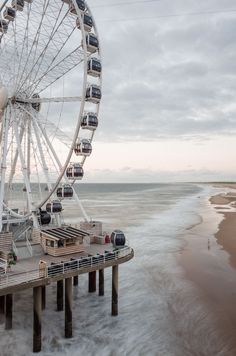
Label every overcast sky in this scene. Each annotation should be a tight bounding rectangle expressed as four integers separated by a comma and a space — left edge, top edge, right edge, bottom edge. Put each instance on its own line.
83, 0, 236, 182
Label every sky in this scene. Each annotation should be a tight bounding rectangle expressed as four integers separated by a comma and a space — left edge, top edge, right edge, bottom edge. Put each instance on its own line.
80, 0, 236, 182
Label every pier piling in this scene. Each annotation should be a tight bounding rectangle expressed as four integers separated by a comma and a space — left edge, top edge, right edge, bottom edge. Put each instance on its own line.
65, 277, 72, 339
99, 269, 104, 296
73, 275, 79, 286
112, 265, 118, 316
5, 294, 13, 329
42, 286, 46, 310
57, 280, 64, 311
88, 271, 96, 293
0, 295, 5, 314
33, 286, 42, 353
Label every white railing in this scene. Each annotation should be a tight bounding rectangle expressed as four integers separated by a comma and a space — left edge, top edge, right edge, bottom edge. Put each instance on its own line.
0, 269, 40, 289
0, 247, 133, 290
46, 246, 133, 278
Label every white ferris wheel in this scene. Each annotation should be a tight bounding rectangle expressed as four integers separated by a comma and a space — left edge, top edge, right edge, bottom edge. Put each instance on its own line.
0, 0, 102, 232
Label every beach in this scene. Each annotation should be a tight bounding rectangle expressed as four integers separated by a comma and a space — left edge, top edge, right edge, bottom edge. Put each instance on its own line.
179, 183, 236, 355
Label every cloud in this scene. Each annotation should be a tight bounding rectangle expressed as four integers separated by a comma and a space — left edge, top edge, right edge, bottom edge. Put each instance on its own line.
87, 0, 236, 142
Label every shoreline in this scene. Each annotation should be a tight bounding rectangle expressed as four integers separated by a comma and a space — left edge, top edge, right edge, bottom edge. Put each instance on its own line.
178, 183, 236, 354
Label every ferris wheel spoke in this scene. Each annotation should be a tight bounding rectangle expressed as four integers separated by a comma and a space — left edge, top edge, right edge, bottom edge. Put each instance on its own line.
27, 46, 85, 95
17, 104, 72, 148
14, 2, 32, 92
39, 120, 71, 149
31, 114, 53, 192
0, 47, 15, 89
22, 6, 74, 95
12, 118, 35, 214
22, 96, 82, 104
30, 135, 43, 202
16, 2, 68, 93
12, 15, 24, 93
19, 104, 62, 175
6, 125, 25, 202
16, 0, 51, 93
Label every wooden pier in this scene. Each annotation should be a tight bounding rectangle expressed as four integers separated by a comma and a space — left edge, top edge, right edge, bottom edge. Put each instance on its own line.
0, 242, 134, 353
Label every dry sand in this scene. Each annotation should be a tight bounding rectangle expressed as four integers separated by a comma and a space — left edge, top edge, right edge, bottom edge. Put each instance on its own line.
179, 184, 236, 354
210, 188, 236, 270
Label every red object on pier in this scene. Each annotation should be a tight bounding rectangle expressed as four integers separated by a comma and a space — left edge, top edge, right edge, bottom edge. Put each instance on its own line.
105, 234, 110, 243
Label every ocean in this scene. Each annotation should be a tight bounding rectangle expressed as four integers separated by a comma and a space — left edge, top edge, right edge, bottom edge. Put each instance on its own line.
0, 183, 232, 356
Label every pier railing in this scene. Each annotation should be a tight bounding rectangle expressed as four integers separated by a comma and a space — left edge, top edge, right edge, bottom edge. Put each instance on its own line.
46, 246, 132, 278
0, 246, 133, 290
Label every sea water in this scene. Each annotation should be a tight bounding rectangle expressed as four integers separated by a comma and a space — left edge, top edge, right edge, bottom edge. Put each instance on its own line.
0, 183, 232, 356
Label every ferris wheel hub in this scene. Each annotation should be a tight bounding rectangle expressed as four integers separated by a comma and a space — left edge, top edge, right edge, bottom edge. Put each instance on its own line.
0, 87, 8, 111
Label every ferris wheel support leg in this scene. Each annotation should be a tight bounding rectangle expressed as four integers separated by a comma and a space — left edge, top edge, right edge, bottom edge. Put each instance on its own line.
31, 116, 52, 192
27, 119, 31, 181
71, 186, 90, 222
13, 120, 39, 229
6, 126, 25, 203
26, 120, 31, 213
36, 120, 90, 222
0, 111, 10, 232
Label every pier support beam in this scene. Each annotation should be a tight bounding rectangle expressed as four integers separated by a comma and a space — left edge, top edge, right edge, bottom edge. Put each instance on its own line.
73, 275, 79, 286
33, 286, 42, 353
112, 265, 118, 316
57, 280, 64, 311
0, 295, 5, 314
99, 269, 104, 296
5, 294, 13, 329
65, 277, 72, 339
88, 271, 96, 293
42, 286, 46, 310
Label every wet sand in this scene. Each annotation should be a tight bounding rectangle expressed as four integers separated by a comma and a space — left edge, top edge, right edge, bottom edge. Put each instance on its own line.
179, 184, 236, 354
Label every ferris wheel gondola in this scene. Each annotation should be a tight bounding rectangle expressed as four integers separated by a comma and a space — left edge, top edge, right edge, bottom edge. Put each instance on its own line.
3, 7, 16, 21
12, 0, 24, 12
0, 0, 102, 231
56, 184, 74, 199
76, 13, 93, 32
0, 20, 8, 33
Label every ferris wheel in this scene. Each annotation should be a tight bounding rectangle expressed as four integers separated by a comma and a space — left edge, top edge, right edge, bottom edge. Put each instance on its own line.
0, 0, 102, 232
